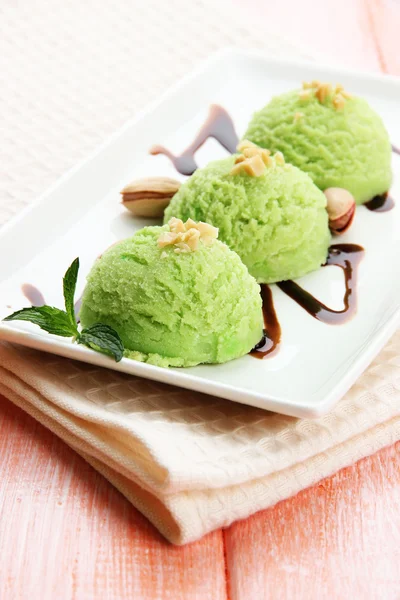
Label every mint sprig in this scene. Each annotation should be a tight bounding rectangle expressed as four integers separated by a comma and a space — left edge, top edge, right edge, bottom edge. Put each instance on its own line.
63, 257, 80, 333
3, 258, 124, 362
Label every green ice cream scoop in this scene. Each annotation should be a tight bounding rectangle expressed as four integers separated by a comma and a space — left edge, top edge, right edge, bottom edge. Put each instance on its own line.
80, 224, 263, 367
164, 155, 331, 283
244, 85, 392, 204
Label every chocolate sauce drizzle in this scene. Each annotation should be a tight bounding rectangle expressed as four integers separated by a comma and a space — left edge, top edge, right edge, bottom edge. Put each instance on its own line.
277, 244, 364, 325
21, 284, 45, 307
250, 284, 281, 359
74, 296, 82, 319
392, 144, 400, 156
150, 104, 239, 175
365, 192, 395, 213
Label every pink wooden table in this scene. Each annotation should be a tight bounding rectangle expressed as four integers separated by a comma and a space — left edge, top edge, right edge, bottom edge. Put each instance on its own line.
1, 1, 400, 598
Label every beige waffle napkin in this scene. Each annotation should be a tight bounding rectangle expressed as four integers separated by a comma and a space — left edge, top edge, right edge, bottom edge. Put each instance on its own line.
1, 336, 400, 544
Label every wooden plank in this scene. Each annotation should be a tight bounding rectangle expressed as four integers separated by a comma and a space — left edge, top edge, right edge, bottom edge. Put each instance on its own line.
0, 397, 227, 600
224, 442, 400, 600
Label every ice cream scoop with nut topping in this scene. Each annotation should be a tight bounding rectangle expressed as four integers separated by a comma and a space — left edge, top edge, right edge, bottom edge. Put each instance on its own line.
80, 218, 263, 367
165, 141, 331, 283
244, 81, 392, 204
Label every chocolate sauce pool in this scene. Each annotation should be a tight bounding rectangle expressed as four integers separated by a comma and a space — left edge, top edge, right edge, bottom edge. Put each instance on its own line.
365, 192, 395, 213
250, 284, 281, 359
150, 104, 239, 175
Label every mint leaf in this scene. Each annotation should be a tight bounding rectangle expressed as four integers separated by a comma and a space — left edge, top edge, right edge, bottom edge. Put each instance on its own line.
78, 323, 124, 362
63, 257, 79, 333
3, 306, 76, 337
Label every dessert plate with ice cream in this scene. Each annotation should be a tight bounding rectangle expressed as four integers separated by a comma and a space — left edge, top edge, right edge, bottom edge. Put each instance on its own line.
0, 49, 399, 418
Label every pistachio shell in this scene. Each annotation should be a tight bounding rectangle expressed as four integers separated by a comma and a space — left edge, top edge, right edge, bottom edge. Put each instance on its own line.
121, 176, 181, 218
324, 187, 356, 235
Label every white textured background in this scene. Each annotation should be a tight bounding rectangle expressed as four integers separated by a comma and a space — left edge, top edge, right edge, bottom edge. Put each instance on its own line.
0, 0, 300, 226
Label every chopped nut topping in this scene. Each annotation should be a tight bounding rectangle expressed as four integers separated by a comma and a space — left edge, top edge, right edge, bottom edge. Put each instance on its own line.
237, 139, 257, 152
293, 111, 305, 123
333, 94, 346, 110
299, 80, 352, 110
158, 218, 218, 253
231, 154, 266, 177
274, 151, 285, 166
231, 140, 285, 176
237, 140, 271, 163
315, 83, 333, 104
169, 216, 186, 233
298, 89, 312, 101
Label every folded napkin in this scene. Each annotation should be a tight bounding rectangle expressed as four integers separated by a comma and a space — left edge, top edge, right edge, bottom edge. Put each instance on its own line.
1, 335, 400, 545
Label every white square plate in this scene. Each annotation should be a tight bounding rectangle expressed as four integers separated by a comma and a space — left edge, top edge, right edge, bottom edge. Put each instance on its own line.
1, 49, 399, 418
